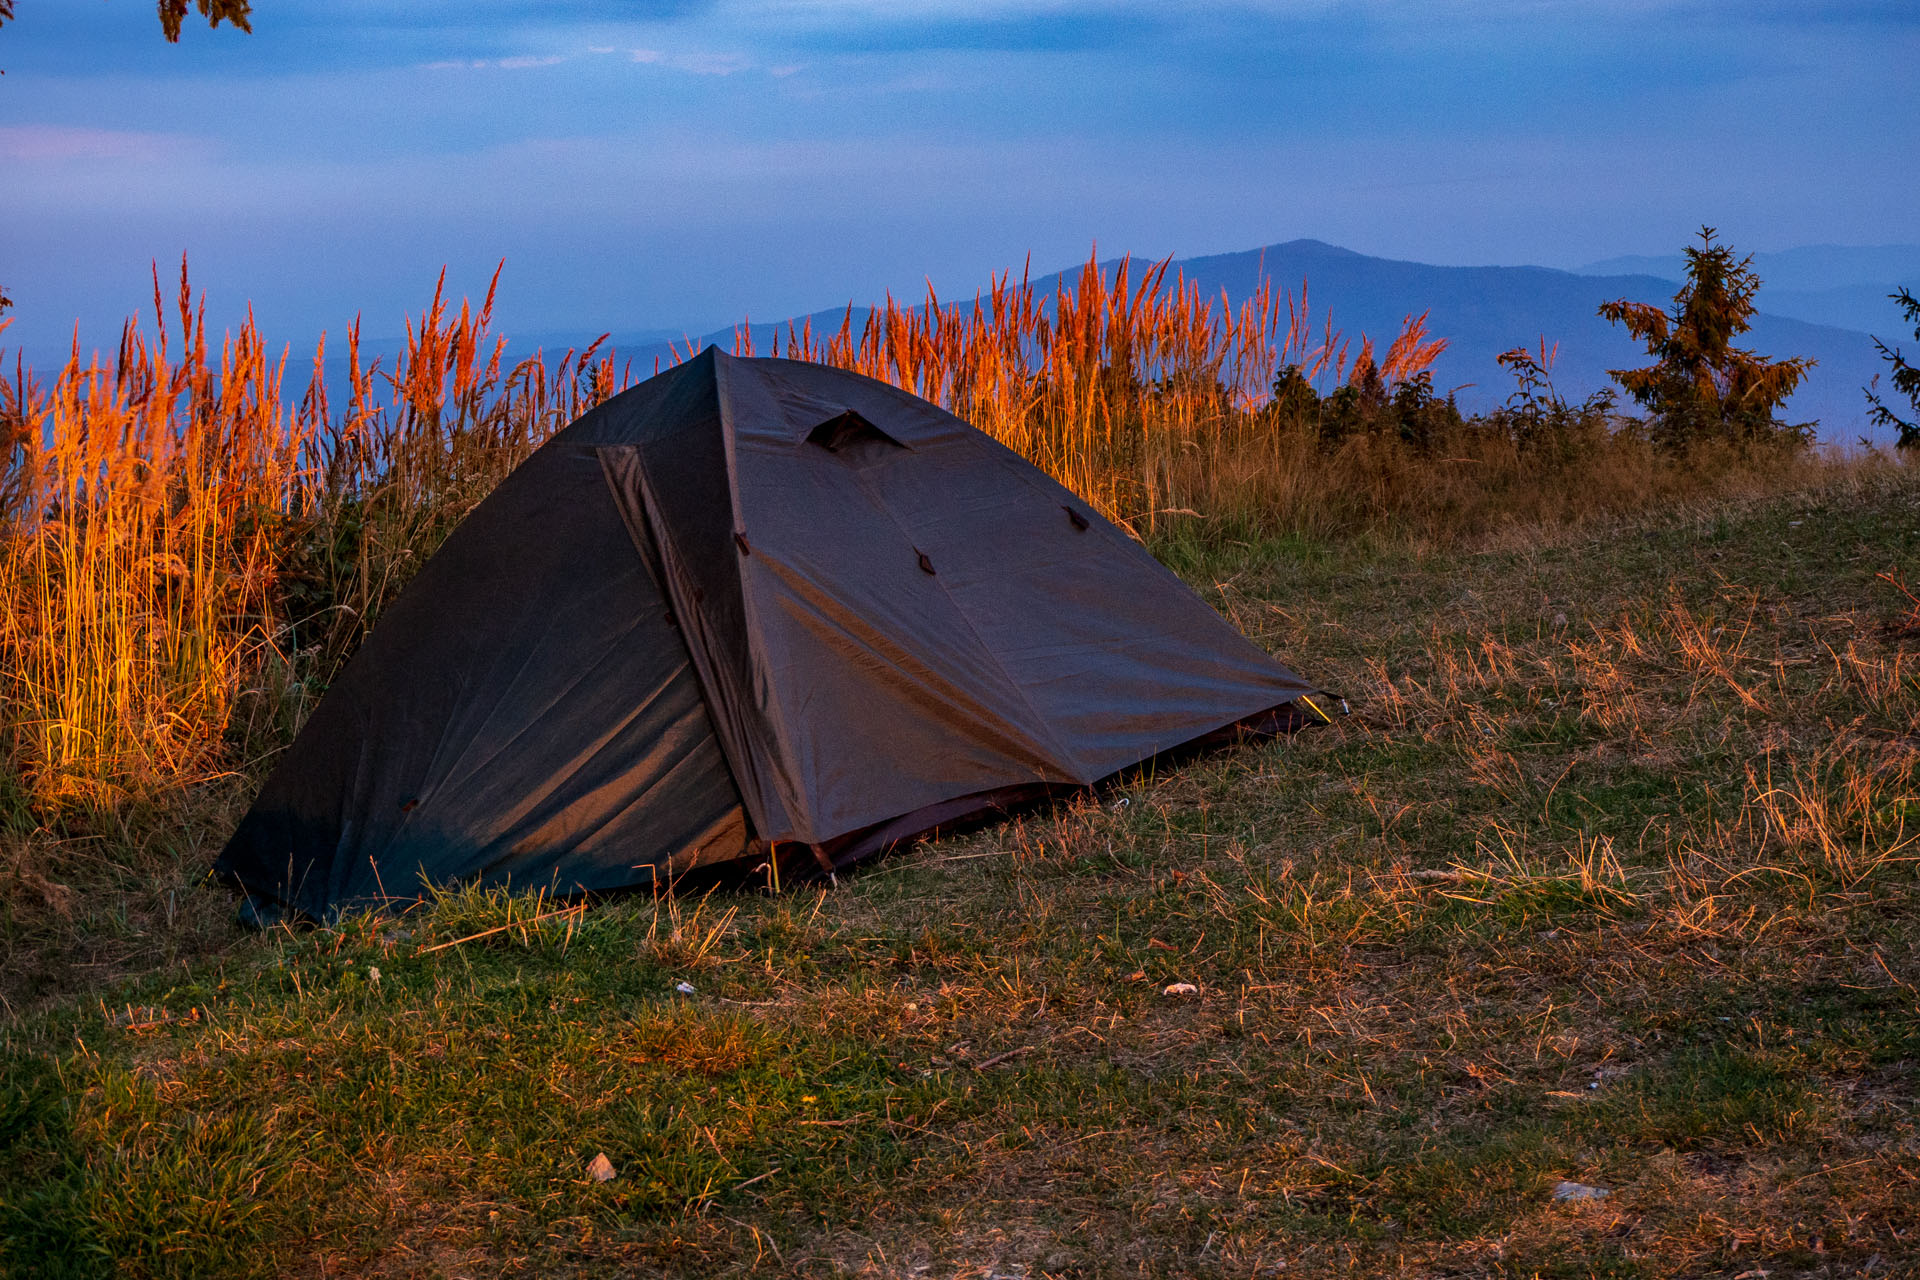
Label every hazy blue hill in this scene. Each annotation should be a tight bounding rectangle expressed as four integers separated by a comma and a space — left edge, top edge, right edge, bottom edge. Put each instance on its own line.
206, 241, 1902, 445
503, 326, 715, 357
1113, 238, 1683, 399
1582, 243, 1920, 291
1126, 239, 1886, 437
1580, 243, 1920, 335
1756, 283, 1920, 335
613, 239, 1884, 439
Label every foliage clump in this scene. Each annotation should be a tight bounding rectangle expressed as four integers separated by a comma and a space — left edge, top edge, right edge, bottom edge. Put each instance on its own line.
1865, 287, 1920, 451
1268, 363, 1468, 454
1267, 336, 1614, 461
1599, 227, 1814, 452
0, 0, 249, 40
1491, 340, 1617, 458
157, 0, 252, 41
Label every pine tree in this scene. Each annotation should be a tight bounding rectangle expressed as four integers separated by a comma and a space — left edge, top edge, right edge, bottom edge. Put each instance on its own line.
1598, 227, 1815, 451
1865, 288, 1920, 452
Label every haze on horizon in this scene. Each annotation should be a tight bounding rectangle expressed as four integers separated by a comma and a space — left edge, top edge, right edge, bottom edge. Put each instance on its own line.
3, 0, 1917, 357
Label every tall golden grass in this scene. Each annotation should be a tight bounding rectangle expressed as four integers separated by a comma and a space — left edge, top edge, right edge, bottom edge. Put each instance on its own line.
0, 249, 1836, 815
739, 255, 1444, 526
0, 262, 620, 811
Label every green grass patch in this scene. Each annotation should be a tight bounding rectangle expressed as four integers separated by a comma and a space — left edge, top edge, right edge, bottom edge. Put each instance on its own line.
6, 473, 1920, 1276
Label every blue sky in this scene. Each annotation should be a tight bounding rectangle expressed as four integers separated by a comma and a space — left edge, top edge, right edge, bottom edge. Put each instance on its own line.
3, 0, 1916, 356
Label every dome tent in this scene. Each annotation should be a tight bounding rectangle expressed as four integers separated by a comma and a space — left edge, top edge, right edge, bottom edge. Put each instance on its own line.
217, 349, 1329, 920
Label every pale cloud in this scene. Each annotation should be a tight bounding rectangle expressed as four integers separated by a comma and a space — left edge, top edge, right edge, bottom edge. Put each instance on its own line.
628, 46, 754, 75
423, 53, 566, 71
0, 125, 207, 164
674, 50, 753, 75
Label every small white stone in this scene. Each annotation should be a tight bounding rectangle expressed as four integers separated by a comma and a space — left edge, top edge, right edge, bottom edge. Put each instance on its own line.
674, 981, 696, 995
587, 1152, 616, 1183
1163, 982, 1198, 996
1553, 1180, 1608, 1201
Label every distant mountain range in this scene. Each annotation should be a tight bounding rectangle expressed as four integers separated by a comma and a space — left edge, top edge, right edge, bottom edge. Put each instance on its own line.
1148, 240, 1900, 439
269, 240, 1919, 446
1580, 243, 1920, 334
597, 240, 1903, 442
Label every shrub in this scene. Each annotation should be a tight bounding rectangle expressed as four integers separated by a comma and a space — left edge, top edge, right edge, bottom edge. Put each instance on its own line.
1490, 340, 1615, 456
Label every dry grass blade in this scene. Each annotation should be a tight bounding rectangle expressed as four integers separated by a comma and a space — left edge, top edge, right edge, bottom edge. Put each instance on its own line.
416, 902, 588, 954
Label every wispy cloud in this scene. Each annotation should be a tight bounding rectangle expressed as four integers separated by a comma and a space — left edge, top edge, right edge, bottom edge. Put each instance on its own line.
629, 46, 754, 74
424, 53, 567, 70
674, 50, 753, 74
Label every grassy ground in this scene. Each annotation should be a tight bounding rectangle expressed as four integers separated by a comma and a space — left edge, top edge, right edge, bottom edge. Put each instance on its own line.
2, 468, 1916, 1278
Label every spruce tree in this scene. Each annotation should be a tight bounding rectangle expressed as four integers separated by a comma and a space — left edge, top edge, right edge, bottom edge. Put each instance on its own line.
1865, 288, 1920, 452
1599, 227, 1814, 451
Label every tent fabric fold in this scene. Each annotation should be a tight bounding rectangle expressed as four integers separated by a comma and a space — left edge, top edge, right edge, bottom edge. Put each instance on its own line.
216, 350, 1324, 919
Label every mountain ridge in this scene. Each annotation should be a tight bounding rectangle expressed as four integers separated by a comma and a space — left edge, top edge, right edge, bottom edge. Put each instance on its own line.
157, 240, 1897, 443
1578, 243, 1920, 336
638, 239, 1888, 439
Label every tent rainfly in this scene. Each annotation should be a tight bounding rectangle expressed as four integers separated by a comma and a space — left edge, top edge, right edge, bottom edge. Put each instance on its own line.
217, 349, 1331, 920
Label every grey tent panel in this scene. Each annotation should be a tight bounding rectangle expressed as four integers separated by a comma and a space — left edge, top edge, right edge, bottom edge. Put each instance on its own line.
218, 434, 752, 917
217, 350, 1321, 917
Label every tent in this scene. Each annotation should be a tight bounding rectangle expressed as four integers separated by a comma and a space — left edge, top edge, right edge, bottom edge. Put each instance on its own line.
217, 349, 1328, 919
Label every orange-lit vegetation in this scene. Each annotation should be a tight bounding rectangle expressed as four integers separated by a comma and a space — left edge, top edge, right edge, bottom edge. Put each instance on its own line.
1, 253, 1440, 814
0, 265, 617, 811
